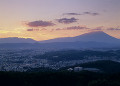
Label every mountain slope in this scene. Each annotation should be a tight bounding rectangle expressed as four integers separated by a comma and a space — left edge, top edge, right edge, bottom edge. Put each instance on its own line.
40, 31, 120, 44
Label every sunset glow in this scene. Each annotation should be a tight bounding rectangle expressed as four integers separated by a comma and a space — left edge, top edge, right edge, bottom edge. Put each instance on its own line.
0, 0, 120, 41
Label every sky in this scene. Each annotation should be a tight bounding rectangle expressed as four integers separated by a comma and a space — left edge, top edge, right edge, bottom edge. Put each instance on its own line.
0, 0, 120, 41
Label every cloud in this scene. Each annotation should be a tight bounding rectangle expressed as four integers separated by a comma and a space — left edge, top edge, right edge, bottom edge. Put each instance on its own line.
27, 28, 47, 31
56, 17, 78, 24
27, 28, 40, 31
63, 13, 81, 16
107, 28, 120, 31
26, 20, 55, 27
84, 12, 99, 16
56, 28, 62, 30
93, 26, 104, 31
65, 26, 90, 30
27, 29, 34, 31
40, 28, 47, 31
90, 27, 120, 31
63, 12, 100, 16
54, 26, 90, 31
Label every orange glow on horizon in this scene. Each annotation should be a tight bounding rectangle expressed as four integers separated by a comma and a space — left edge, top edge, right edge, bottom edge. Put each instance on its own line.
0, 29, 120, 41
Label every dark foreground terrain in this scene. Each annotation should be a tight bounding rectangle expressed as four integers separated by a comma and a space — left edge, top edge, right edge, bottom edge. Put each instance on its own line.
0, 71, 120, 86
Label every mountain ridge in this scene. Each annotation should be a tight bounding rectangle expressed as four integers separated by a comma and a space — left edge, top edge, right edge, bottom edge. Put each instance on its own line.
39, 31, 120, 44
0, 31, 120, 45
0, 37, 36, 43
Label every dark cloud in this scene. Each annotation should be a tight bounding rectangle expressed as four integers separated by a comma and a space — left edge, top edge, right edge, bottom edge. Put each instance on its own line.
107, 28, 120, 31
84, 12, 99, 16
26, 20, 55, 27
65, 26, 90, 30
63, 12, 100, 16
63, 13, 81, 16
56, 17, 78, 24
27, 29, 40, 31
54, 26, 90, 31
27, 28, 48, 31
27, 29, 34, 31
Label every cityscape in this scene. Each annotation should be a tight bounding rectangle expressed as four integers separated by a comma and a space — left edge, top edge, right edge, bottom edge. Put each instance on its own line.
0, 49, 120, 72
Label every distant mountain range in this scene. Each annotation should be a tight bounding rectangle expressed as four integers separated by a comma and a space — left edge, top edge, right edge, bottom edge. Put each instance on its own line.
0, 37, 36, 43
0, 31, 120, 49
40, 31, 120, 44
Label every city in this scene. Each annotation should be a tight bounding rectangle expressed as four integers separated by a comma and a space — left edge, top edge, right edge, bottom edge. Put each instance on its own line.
0, 49, 120, 72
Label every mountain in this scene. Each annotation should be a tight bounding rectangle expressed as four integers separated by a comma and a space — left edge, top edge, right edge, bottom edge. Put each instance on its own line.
0, 37, 36, 43
40, 31, 120, 44
0, 31, 120, 49
0, 31, 119, 44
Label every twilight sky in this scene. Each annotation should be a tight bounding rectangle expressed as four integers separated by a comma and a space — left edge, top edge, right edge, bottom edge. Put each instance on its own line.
0, 0, 120, 41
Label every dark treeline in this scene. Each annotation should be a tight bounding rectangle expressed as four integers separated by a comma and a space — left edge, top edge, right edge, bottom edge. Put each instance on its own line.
0, 71, 120, 86
59, 60, 120, 74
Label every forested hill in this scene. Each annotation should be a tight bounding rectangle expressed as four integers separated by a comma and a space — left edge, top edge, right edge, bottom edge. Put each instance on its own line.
0, 71, 120, 86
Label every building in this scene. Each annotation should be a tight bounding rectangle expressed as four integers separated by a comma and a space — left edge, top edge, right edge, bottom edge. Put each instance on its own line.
74, 67, 83, 72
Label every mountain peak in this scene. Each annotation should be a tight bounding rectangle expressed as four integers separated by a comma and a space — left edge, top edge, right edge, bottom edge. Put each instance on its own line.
78, 31, 108, 36
74, 31, 118, 43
